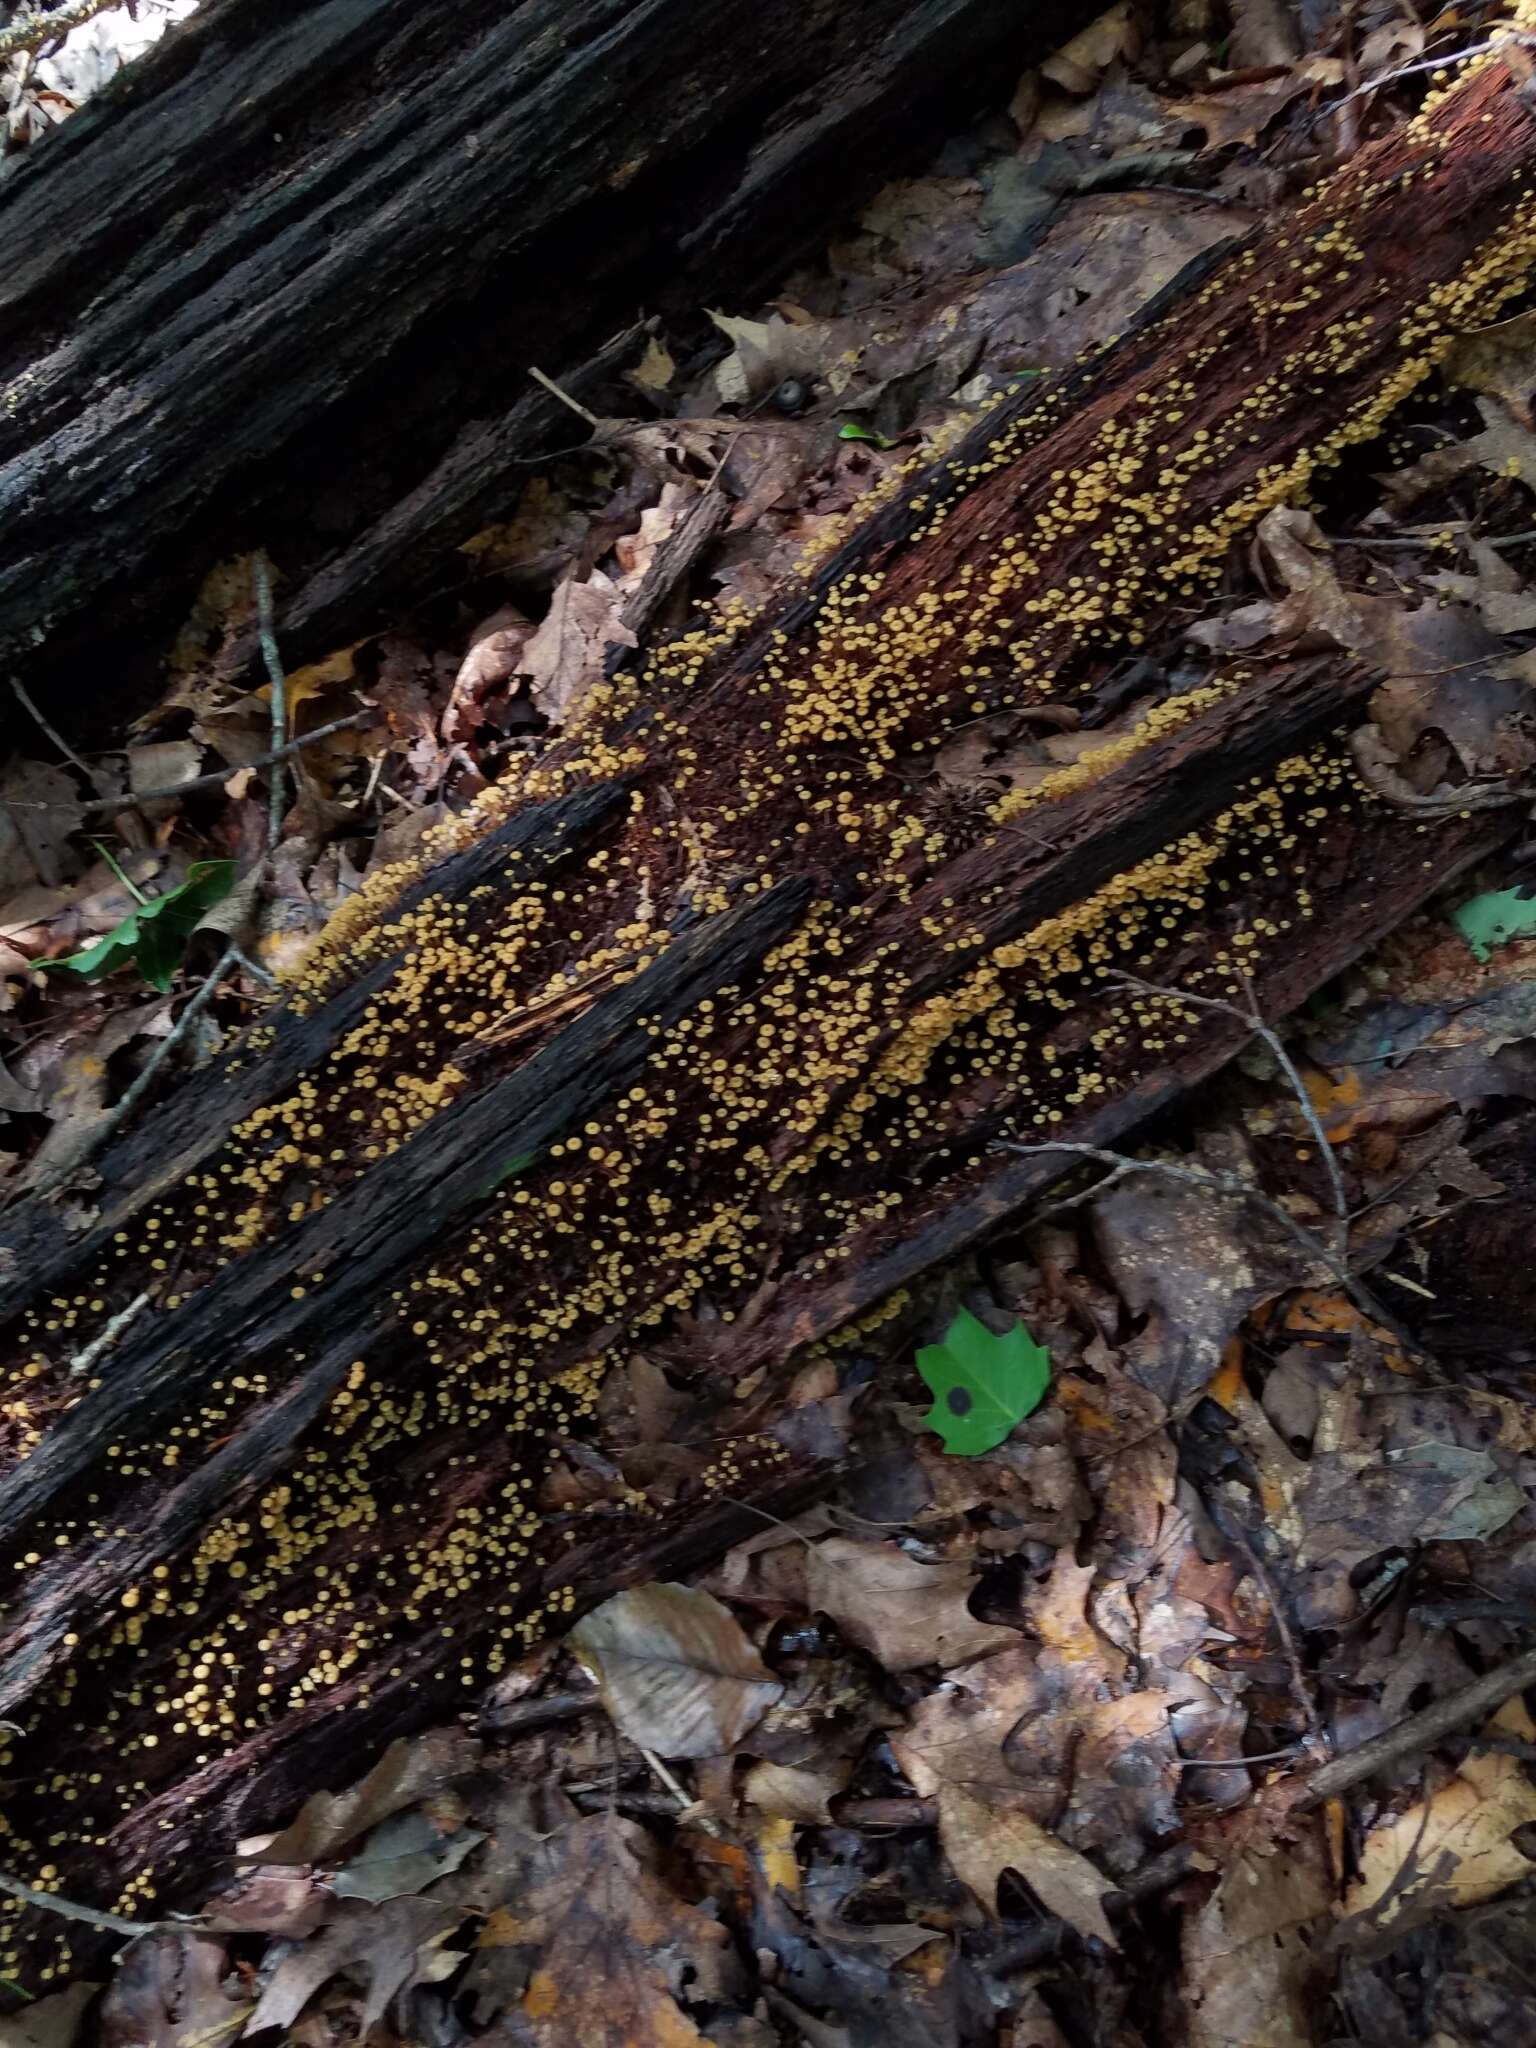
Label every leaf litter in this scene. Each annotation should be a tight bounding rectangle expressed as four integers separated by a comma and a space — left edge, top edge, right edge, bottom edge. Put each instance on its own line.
12, 6, 1536, 2047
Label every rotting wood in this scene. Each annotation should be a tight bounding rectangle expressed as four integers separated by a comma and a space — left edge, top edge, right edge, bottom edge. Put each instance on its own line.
0, 0, 1095, 741
1, 47, 1536, 1991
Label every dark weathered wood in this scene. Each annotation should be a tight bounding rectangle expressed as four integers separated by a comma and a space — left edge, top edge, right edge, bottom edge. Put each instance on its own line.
0, 0, 1092, 739
1, 49, 1535, 1995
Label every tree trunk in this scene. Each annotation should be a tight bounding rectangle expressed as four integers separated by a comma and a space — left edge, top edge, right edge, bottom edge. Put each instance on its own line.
1, 41, 1536, 1993
0, 0, 1091, 744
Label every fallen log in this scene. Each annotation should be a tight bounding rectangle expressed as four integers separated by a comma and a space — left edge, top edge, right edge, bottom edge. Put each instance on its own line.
2, 43, 1536, 1992
0, 0, 1092, 742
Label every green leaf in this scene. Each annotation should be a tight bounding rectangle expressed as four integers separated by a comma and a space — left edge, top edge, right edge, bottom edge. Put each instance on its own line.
46, 859, 237, 993
1451, 884, 1536, 963
838, 420, 897, 449
915, 1306, 1050, 1456
479, 1147, 537, 1199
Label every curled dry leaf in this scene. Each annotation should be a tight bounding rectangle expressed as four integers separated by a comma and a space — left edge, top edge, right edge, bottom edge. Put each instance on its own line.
257, 1728, 482, 1865
244, 1895, 459, 2039
571, 1581, 783, 1759
518, 568, 638, 726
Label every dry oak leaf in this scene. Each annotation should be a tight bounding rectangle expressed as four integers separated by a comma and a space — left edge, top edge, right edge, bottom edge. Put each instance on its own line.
571, 1581, 783, 1759
804, 1536, 1017, 1673
472, 1811, 734, 2046
903, 1769, 1118, 1946
517, 567, 638, 726
1183, 1837, 1331, 2048
245, 1895, 459, 2038
1342, 1698, 1536, 1934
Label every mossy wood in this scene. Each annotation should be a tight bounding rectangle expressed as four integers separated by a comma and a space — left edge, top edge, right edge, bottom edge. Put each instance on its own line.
1, 51, 1535, 1989
0, 0, 1093, 748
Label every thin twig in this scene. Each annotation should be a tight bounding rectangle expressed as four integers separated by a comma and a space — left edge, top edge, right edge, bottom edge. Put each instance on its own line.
0, 1868, 181, 1940
1216, 1507, 1323, 1745
68, 1287, 152, 1378
63, 712, 372, 818
108, 941, 242, 1135
527, 365, 603, 431
1108, 972, 1347, 1232
29, 941, 243, 1201
1300, 1642, 1536, 1806
994, 1140, 1395, 1337
9, 676, 99, 790
254, 556, 286, 847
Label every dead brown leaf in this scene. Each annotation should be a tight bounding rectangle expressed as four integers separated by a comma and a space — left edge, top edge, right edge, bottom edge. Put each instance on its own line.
571, 1581, 783, 1759
804, 1536, 1017, 1672
518, 569, 638, 726
256, 1728, 482, 1865
1184, 1836, 1331, 2048
465, 1810, 736, 2045
96, 1932, 247, 2048
1342, 1700, 1536, 1935
244, 1894, 458, 2038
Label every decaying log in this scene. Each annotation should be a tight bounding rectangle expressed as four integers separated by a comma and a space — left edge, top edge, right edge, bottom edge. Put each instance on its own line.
0, 0, 1092, 741
1, 47, 1535, 1990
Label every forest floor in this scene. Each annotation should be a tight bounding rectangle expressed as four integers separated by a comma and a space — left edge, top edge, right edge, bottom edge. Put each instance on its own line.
6, 3, 1536, 2045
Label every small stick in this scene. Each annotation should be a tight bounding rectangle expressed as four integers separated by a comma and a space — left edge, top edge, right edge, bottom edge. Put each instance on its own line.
66, 712, 372, 818
1107, 971, 1347, 1232
1299, 1643, 1536, 1807
68, 1288, 152, 1377
0, 1868, 183, 1939
528, 365, 603, 431
29, 942, 243, 1200
9, 676, 100, 790
254, 556, 286, 847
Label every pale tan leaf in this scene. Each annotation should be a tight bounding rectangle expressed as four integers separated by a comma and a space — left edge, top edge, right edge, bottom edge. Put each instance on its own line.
517, 569, 637, 726
1343, 1700, 1536, 1931
571, 1581, 783, 1759
1184, 1838, 1331, 2048
804, 1536, 1017, 1672
934, 1782, 1118, 1943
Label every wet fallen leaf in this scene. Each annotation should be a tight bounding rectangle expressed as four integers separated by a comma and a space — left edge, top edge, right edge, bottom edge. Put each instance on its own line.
244, 1895, 458, 2038
571, 1581, 783, 1758
466, 1810, 736, 2045
256, 1729, 482, 1865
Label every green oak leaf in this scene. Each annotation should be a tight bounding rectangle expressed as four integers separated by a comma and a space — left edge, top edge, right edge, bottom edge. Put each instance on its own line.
47, 859, 237, 993
1452, 884, 1536, 963
915, 1306, 1051, 1456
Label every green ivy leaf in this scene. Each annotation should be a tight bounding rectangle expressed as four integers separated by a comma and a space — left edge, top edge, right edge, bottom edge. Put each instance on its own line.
47, 859, 237, 993
479, 1148, 538, 1200
1451, 884, 1536, 963
837, 420, 897, 449
915, 1306, 1051, 1456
